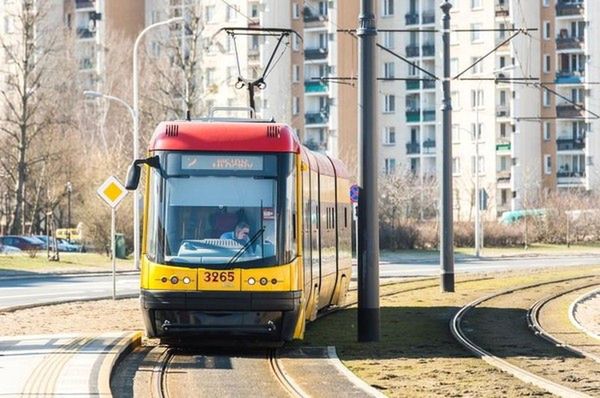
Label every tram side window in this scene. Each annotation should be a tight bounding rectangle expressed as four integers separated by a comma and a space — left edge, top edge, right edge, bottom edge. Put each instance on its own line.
285, 163, 297, 262
145, 168, 162, 261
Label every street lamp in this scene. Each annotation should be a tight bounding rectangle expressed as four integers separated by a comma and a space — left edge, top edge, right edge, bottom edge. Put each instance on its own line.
66, 181, 72, 240
132, 16, 183, 271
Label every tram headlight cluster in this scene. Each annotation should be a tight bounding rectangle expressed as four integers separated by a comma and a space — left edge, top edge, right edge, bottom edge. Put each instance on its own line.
247, 277, 278, 286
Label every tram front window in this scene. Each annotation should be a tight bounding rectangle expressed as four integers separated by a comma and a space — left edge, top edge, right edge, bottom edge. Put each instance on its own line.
146, 152, 295, 268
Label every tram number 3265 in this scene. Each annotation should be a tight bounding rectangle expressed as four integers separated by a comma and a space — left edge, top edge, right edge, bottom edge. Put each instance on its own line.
203, 271, 235, 282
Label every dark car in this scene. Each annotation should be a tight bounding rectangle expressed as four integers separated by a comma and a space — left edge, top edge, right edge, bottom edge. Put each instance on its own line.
0, 236, 45, 251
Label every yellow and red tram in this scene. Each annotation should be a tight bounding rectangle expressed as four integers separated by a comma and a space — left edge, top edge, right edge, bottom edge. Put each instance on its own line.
126, 118, 351, 342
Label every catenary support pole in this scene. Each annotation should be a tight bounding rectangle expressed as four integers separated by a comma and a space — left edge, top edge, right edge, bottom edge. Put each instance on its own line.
440, 1, 455, 292
357, 0, 380, 342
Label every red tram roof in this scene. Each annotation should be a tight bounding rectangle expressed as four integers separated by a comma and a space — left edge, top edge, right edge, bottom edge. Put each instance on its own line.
148, 121, 301, 153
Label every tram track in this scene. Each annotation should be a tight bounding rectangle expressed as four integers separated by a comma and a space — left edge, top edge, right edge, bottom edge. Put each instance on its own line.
150, 347, 173, 398
528, 283, 600, 364
451, 275, 600, 398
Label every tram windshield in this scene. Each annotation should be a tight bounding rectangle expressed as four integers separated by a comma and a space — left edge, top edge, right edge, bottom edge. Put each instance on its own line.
145, 152, 296, 268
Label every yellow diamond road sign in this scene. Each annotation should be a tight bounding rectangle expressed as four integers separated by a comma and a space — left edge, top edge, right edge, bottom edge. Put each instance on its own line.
97, 176, 128, 208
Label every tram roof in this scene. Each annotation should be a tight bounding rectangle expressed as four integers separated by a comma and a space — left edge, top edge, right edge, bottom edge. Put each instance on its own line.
149, 121, 301, 153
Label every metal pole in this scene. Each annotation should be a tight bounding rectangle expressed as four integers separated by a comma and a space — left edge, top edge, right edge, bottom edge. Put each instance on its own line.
357, 0, 380, 342
111, 207, 116, 300
133, 17, 183, 271
475, 107, 480, 257
440, 1, 455, 292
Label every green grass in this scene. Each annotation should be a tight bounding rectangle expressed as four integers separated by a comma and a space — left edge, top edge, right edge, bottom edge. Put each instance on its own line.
0, 252, 134, 274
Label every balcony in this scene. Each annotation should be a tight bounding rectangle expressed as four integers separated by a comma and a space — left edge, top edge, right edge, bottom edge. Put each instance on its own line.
423, 139, 436, 154
305, 48, 328, 60
304, 81, 328, 93
423, 79, 436, 89
76, 27, 94, 39
556, 71, 584, 84
423, 110, 435, 121
495, 4, 509, 17
79, 58, 94, 70
497, 170, 511, 182
76, 0, 94, 9
406, 45, 419, 58
303, 7, 327, 23
556, 1, 584, 17
422, 44, 435, 57
557, 171, 586, 178
496, 143, 511, 151
422, 12, 435, 24
556, 104, 584, 119
305, 112, 328, 125
556, 36, 584, 51
406, 80, 420, 90
406, 110, 420, 123
557, 138, 585, 150
405, 13, 419, 25
496, 108, 510, 118
406, 142, 420, 154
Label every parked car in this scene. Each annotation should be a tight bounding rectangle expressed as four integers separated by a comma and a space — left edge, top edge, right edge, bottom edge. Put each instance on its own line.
0, 236, 45, 251
57, 238, 85, 252
0, 244, 21, 254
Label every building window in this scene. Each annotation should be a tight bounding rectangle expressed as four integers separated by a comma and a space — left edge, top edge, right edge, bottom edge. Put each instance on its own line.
293, 34, 300, 51
471, 23, 482, 42
383, 31, 394, 49
543, 122, 551, 141
382, 0, 394, 16
543, 89, 551, 107
543, 0, 550, 7
471, 123, 483, 140
205, 5, 215, 23
452, 91, 460, 109
471, 57, 482, 74
544, 54, 551, 73
251, 3, 260, 18
544, 155, 552, 174
384, 94, 395, 113
453, 157, 461, 175
471, 0, 482, 9
471, 89, 484, 108
543, 21, 551, 40
451, 58, 458, 76
293, 64, 300, 82
226, 4, 239, 21
292, 96, 299, 115
384, 158, 396, 175
471, 156, 485, 174
452, 124, 460, 143
384, 62, 395, 79
292, 3, 300, 19
384, 127, 396, 145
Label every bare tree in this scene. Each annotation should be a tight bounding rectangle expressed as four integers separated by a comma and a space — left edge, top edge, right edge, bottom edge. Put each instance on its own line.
0, 1, 76, 235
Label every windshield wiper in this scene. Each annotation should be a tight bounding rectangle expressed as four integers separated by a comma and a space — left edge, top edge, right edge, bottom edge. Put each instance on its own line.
227, 226, 266, 265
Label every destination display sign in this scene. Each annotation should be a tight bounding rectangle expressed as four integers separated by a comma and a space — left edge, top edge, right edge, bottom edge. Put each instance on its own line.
181, 155, 264, 171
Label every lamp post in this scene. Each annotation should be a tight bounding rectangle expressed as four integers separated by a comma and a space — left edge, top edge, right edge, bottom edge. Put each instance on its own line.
66, 181, 72, 241
132, 16, 183, 271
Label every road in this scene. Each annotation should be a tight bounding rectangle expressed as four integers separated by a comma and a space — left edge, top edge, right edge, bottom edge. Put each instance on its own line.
0, 272, 139, 310
1, 254, 598, 310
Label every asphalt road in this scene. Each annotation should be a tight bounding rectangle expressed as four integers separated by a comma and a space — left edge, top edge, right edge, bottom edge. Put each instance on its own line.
1, 254, 598, 310
0, 272, 140, 310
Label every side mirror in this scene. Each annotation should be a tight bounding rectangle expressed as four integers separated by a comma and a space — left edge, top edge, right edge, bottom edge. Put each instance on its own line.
125, 156, 160, 191
125, 162, 141, 190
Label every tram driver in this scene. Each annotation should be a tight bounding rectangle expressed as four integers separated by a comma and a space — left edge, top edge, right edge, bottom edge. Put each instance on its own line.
220, 221, 251, 245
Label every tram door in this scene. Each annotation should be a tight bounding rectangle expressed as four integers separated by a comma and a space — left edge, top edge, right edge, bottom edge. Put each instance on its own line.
302, 160, 313, 315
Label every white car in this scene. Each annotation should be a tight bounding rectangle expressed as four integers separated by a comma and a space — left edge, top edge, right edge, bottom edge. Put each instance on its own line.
0, 244, 22, 254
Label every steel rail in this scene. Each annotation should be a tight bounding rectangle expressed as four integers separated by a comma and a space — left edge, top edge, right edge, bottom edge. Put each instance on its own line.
569, 287, 600, 341
450, 275, 598, 398
267, 349, 309, 398
151, 348, 174, 398
528, 283, 600, 364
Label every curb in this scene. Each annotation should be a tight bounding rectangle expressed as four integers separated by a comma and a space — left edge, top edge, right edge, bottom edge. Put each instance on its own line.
0, 293, 139, 313
326, 346, 387, 398
568, 287, 600, 341
97, 331, 143, 396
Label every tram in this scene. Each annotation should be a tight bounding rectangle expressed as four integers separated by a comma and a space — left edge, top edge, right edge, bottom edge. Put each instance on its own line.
126, 114, 352, 342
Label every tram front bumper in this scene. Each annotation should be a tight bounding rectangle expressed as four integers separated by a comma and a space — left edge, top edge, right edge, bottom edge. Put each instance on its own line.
140, 290, 302, 341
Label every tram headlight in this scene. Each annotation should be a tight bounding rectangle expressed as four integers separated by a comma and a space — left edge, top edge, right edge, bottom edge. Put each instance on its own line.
248, 277, 256, 285
259, 277, 268, 286
182, 277, 191, 284
170, 276, 179, 284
